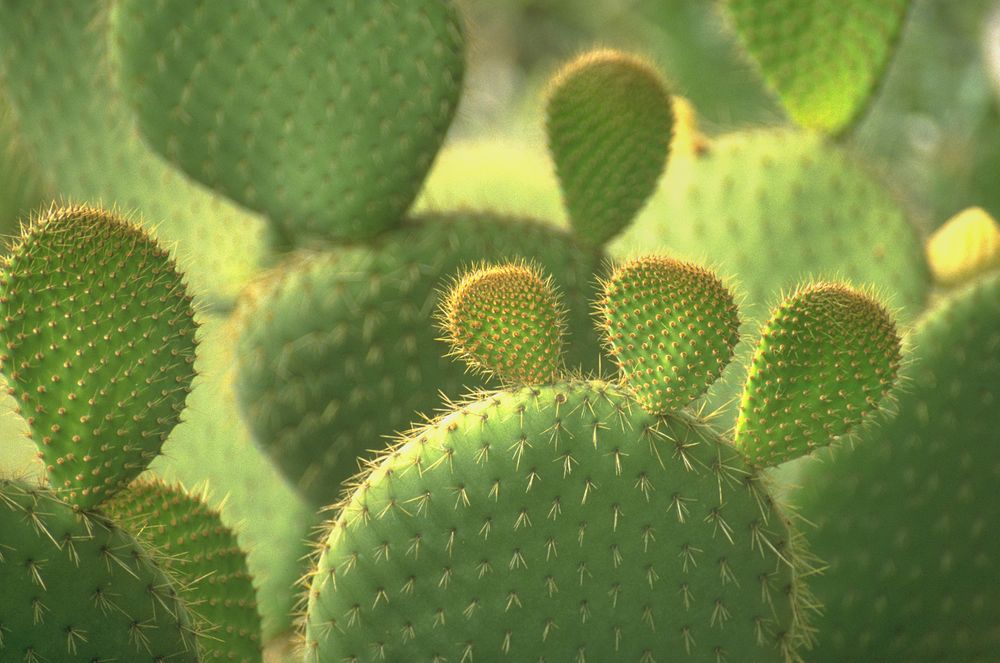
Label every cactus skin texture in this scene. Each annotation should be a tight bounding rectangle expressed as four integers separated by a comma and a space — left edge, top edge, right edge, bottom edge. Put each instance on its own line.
926, 206, 1000, 287
722, 0, 911, 134
0, 205, 198, 509
735, 283, 901, 466
234, 213, 602, 508
104, 478, 263, 663
0, 0, 267, 306
302, 256, 903, 662
547, 50, 674, 249
0, 477, 199, 662
598, 255, 741, 414
791, 268, 1000, 662
113, 0, 465, 246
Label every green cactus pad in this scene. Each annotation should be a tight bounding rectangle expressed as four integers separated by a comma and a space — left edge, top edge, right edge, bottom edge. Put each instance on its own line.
735, 283, 901, 466
104, 479, 262, 663
0, 101, 49, 241
546, 49, 674, 248
0, 1, 268, 306
150, 313, 318, 640
598, 255, 741, 414
723, 0, 911, 133
113, 0, 465, 245
304, 381, 812, 662
793, 269, 1000, 661
0, 477, 198, 662
0, 206, 198, 508
439, 261, 566, 384
235, 213, 602, 507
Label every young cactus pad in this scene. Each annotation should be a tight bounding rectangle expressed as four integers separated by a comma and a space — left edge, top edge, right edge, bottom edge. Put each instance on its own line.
104, 479, 262, 663
597, 255, 741, 414
723, 0, 911, 133
299, 255, 873, 662
0, 205, 198, 509
547, 49, 674, 248
925, 206, 1000, 287
112, 0, 465, 245
0, 477, 198, 662
438, 261, 566, 384
735, 283, 902, 466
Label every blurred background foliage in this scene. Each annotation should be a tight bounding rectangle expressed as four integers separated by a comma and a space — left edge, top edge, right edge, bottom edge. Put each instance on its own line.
451, 0, 1000, 234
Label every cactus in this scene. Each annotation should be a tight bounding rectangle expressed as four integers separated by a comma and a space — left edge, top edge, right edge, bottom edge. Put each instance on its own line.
925, 207, 1000, 287
104, 478, 262, 663
791, 266, 1000, 661
721, 0, 912, 134
0, 477, 200, 662
302, 255, 903, 662
0, 205, 198, 509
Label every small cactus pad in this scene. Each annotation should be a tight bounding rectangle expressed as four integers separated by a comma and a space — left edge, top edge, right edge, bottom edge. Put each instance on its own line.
598, 255, 740, 413
723, 0, 911, 133
113, 0, 465, 244
0, 205, 198, 508
234, 213, 601, 507
926, 206, 1000, 286
304, 382, 811, 662
104, 479, 262, 663
439, 261, 565, 384
546, 49, 674, 248
0, 478, 198, 662
793, 269, 1000, 661
735, 283, 901, 466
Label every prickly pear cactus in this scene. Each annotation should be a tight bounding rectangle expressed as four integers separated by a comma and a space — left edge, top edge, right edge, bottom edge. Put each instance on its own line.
302, 255, 904, 662
0, 477, 199, 662
235, 213, 603, 507
105, 478, 263, 663
0, 205, 198, 509
113, 0, 464, 246
722, 0, 912, 133
925, 207, 1000, 287
791, 267, 1000, 662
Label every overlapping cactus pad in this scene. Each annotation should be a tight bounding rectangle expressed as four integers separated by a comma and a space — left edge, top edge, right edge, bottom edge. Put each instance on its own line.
303, 255, 904, 662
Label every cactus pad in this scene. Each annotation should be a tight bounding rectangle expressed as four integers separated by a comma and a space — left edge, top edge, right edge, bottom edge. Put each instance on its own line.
439, 261, 566, 384
304, 382, 810, 662
598, 255, 741, 413
113, 0, 465, 244
735, 283, 901, 466
723, 0, 911, 133
793, 269, 1000, 661
104, 479, 262, 663
234, 213, 602, 507
546, 49, 674, 248
926, 206, 1000, 287
0, 206, 198, 508
0, 478, 198, 662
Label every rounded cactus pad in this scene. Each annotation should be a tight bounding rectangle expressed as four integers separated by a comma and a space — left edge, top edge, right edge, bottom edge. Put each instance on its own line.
104, 479, 262, 663
112, 0, 465, 244
0, 205, 198, 509
735, 283, 902, 466
723, 0, 911, 133
0, 478, 198, 662
546, 49, 674, 248
438, 261, 566, 384
598, 255, 740, 414
304, 382, 812, 662
926, 206, 1000, 287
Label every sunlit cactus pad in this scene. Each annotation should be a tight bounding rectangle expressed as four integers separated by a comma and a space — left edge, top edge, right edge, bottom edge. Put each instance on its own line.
598, 255, 741, 413
0, 478, 198, 662
304, 382, 809, 662
105, 479, 263, 663
0, 206, 198, 508
723, 0, 911, 133
735, 283, 901, 466
113, 0, 465, 244
547, 49, 674, 248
